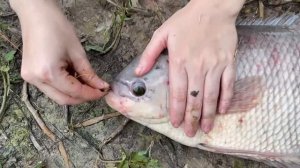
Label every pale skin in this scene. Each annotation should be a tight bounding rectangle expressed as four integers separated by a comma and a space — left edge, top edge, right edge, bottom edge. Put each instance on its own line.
10, 0, 245, 137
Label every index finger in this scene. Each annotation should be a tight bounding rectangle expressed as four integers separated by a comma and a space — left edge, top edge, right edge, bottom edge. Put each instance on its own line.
50, 70, 107, 101
71, 53, 109, 90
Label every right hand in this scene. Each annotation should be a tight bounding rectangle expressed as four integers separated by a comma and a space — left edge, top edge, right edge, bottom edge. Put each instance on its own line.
136, 0, 243, 136
10, 0, 109, 105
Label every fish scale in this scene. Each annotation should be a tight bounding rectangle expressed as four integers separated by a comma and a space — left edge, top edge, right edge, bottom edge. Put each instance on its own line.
105, 15, 300, 167
209, 25, 300, 162
222, 30, 300, 154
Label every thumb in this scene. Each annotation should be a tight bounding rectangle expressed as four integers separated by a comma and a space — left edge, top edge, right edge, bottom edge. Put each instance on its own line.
135, 28, 168, 76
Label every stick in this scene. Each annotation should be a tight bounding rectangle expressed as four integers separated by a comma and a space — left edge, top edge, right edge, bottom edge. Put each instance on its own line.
74, 112, 121, 128
29, 132, 43, 151
0, 12, 16, 17
21, 82, 71, 168
99, 118, 129, 149
22, 82, 56, 141
258, 0, 264, 19
0, 31, 22, 53
0, 71, 8, 122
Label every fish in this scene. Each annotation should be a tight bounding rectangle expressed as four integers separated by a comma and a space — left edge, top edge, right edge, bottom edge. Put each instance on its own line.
105, 14, 300, 167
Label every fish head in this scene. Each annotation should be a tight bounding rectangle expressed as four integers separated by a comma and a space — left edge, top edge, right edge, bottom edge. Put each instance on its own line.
105, 54, 210, 147
105, 55, 170, 124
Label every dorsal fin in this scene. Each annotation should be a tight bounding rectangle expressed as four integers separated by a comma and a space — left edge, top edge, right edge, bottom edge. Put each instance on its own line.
236, 14, 300, 32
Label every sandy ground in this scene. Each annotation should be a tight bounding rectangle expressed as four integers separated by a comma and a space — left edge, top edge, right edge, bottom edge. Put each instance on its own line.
0, 0, 299, 167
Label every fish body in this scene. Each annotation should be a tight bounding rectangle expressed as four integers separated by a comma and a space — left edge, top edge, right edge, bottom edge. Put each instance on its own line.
105, 15, 300, 167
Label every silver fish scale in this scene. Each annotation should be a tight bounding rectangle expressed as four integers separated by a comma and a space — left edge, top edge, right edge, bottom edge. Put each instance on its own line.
213, 30, 300, 155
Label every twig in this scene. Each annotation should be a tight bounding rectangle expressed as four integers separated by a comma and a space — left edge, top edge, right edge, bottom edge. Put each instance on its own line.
158, 137, 178, 167
74, 112, 121, 128
106, 0, 153, 16
0, 31, 22, 53
85, 0, 128, 55
21, 82, 71, 168
29, 132, 43, 151
63, 105, 71, 129
12, 95, 52, 155
72, 118, 129, 165
107, 0, 121, 8
5, 69, 10, 96
72, 130, 123, 164
96, 155, 123, 164
58, 141, 70, 167
0, 12, 16, 17
22, 82, 56, 140
99, 118, 130, 149
0, 71, 9, 122
100, 12, 125, 55
259, 0, 265, 18
146, 141, 154, 158
0, 31, 21, 121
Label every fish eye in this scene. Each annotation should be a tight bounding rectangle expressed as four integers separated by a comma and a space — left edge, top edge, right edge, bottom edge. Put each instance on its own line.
131, 80, 146, 97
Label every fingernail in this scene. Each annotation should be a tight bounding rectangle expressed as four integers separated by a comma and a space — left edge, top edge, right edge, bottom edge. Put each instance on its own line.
202, 124, 212, 133
172, 121, 180, 128
100, 86, 111, 92
219, 108, 226, 114
186, 129, 196, 137
135, 66, 143, 76
103, 81, 109, 88
99, 82, 110, 92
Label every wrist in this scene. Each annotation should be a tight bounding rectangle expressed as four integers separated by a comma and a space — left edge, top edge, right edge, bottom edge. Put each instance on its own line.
9, 0, 67, 36
187, 0, 245, 22
9, 0, 59, 19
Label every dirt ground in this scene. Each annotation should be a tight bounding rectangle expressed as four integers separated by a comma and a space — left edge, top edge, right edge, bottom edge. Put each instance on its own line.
0, 0, 299, 167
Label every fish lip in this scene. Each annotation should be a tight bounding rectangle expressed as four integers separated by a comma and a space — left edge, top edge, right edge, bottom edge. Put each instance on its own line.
105, 91, 131, 115
105, 91, 119, 110
109, 79, 119, 93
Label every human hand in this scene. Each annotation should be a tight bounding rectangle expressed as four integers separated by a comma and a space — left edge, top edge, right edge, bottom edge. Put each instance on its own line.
10, 0, 109, 105
135, 0, 245, 137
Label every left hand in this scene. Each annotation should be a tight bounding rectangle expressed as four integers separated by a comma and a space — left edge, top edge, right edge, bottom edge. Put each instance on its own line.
135, 0, 244, 137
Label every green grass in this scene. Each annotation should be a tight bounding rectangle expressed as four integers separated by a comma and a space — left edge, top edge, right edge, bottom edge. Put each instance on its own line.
115, 144, 161, 168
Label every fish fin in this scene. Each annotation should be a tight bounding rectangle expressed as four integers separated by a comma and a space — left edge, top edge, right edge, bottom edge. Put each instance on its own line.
236, 14, 300, 32
197, 143, 300, 168
226, 76, 264, 113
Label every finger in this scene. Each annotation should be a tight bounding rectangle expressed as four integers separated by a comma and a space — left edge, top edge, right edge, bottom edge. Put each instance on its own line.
135, 28, 168, 76
50, 70, 107, 101
184, 67, 205, 137
70, 50, 109, 90
35, 82, 85, 105
218, 63, 235, 114
200, 68, 223, 133
169, 56, 188, 128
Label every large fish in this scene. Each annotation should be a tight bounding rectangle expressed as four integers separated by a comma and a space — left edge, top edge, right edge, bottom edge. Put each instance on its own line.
105, 15, 300, 167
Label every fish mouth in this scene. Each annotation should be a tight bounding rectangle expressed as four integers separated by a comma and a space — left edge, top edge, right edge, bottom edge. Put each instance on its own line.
104, 92, 118, 110
105, 92, 127, 114
105, 80, 122, 110
105, 81, 132, 115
